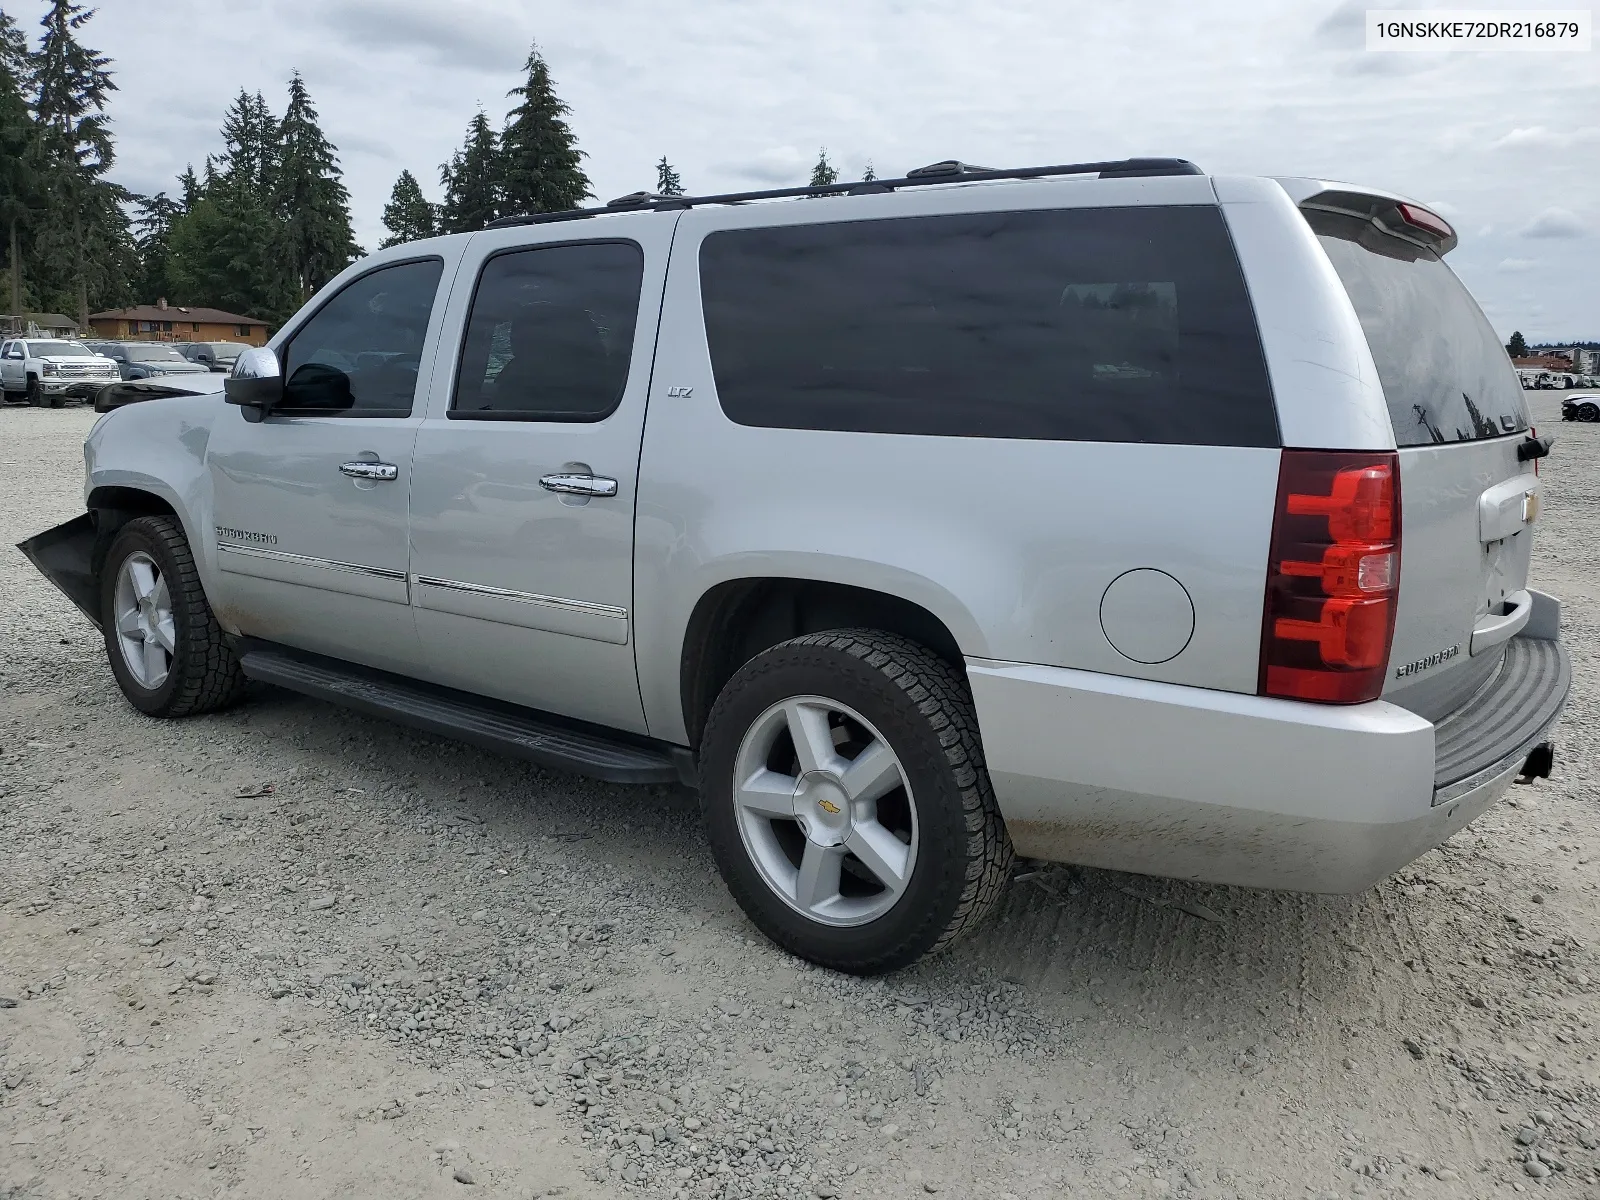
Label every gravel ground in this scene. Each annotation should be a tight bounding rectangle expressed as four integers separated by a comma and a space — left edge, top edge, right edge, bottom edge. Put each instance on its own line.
1, 395, 1597, 1200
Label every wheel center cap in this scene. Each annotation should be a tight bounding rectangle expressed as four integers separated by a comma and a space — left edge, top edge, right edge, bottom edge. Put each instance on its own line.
795, 774, 851, 846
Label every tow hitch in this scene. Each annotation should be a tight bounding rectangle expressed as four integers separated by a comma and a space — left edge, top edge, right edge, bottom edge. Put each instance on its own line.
1515, 742, 1555, 784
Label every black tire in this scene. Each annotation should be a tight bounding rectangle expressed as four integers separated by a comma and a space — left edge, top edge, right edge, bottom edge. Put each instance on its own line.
699, 629, 1013, 974
25, 376, 43, 407
1583, 402, 1600, 423
48, 392, 66, 408
100, 515, 247, 718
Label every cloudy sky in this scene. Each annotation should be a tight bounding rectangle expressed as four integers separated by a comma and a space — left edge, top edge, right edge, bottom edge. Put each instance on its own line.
14, 0, 1599, 341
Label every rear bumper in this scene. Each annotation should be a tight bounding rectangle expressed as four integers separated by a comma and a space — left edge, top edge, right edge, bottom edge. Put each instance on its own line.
967, 633, 1569, 893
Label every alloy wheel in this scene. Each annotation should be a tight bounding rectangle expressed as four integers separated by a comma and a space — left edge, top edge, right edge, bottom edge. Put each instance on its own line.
113, 550, 176, 689
730, 695, 919, 927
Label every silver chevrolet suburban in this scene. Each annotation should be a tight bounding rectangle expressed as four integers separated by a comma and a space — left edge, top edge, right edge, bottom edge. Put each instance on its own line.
20, 157, 1571, 975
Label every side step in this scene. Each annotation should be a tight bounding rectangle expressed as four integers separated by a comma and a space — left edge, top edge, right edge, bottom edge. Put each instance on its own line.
238, 645, 688, 786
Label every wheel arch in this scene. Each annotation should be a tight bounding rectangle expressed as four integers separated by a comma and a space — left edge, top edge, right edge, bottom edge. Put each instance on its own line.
678, 577, 970, 750
86, 486, 183, 581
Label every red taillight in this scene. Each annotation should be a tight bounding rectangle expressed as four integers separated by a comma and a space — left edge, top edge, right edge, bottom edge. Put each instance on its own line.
1396, 202, 1454, 242
1259, 450, 1401, 704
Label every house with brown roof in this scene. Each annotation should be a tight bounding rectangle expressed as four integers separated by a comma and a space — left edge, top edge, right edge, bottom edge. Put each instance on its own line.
87, 299, 271, 345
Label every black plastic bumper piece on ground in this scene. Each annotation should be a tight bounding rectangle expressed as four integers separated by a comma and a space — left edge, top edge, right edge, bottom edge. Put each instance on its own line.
17, 512, 101, 629
237, 643, 685, 786
1432, 635, 1570, 795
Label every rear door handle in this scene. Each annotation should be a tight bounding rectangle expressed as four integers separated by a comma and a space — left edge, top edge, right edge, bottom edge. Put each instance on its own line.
540, 473, 618, 498
340, 461, 399, 481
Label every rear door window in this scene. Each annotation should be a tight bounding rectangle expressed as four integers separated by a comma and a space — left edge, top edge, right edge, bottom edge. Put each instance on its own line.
451, 241, 644, 422
1309, 210, 1528, 446
698, 205, 1278, 446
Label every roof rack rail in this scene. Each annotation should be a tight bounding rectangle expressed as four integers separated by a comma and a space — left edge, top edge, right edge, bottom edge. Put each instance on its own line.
484, 156, 1203, 230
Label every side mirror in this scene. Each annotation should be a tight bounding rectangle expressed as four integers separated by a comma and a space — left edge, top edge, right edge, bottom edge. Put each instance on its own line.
282, 362, 355, 411
224, 346, 283, 422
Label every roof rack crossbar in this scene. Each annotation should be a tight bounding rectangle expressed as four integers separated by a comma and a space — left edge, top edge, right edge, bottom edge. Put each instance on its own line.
484, 157, 1202, 230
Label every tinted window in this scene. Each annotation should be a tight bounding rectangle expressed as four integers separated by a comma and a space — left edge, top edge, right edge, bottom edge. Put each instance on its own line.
452, 242, 644, 421
282, 257, 444, 415
699, 206, 1277, 445
1310, 211, 1528, 446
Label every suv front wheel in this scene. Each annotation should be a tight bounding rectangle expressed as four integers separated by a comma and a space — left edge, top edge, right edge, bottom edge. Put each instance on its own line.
699, 630, 1013, 974
100, 515, 247, 717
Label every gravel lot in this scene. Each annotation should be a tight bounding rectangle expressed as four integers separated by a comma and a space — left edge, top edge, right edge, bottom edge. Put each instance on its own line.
2, 395, 1597, 1200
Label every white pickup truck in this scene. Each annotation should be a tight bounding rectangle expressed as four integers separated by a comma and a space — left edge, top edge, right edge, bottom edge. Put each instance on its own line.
0, 337, 120, 407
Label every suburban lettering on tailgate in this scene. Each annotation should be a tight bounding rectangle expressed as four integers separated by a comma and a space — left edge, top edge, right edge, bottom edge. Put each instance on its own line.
1394, 644, 1461, 679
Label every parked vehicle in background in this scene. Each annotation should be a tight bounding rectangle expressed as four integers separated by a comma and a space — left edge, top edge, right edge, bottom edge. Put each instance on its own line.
1561, 393, 1600, 422
89, 341, 214, 381
20, 159, 1569, 974
176, 341, 250, 372
0, 337, 120, 407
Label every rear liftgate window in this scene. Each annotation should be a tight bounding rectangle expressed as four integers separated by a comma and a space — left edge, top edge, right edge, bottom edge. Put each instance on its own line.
1310, 210, 1529, 446
698, 206, 1278, 446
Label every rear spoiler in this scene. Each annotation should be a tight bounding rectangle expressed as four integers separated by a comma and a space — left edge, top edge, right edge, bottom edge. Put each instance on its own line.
1273, 178, 1458, 256
16, 513, 101, 629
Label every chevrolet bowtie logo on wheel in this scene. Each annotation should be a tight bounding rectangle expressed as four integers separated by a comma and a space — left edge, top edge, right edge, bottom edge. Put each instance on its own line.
817, 798, 841, 815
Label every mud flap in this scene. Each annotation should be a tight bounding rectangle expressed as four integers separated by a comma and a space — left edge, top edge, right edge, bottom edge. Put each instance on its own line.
16, 513, 102, 629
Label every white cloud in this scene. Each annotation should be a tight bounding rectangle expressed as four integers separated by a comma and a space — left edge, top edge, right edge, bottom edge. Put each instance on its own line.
1497, 258, 1538, 273
1519, 208, 1588, 239
0, 0, 1588, 338
722, 146, 816, 185
1491, 126, 1600, 151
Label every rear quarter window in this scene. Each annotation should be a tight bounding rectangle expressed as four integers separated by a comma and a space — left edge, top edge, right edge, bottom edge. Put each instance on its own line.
1308, 210, 1529, 446
698, 205, 1278, 446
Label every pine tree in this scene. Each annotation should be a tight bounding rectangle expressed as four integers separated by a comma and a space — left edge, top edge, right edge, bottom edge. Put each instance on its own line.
218, 89, 276, 199
809, 148, 838, 187
1506, 331, 1529, 358
167, 193, 292, 320
380, 169, 436, 247
438, 111, 503, 234
176, 163, 202, 211
31, 0, 118, 327
273, 71, 359, 302
499, 44, 590, 216
0, 8, 39, 316
132, 191, 181, 301
655, 156, 684, 197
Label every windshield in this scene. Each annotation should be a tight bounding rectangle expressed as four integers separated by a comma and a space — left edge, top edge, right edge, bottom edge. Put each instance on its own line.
1309, 210, 1529, 446
207, 342, 246, 356
125, 344, 189, 361
26, 341, 94, 357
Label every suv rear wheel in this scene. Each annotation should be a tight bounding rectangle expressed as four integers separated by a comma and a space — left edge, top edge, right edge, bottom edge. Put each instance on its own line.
100, 515, 246, 717
699, 630, 1012, 974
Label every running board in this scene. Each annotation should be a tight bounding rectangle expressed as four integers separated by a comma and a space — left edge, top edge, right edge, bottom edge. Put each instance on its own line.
238, 645, 689, 786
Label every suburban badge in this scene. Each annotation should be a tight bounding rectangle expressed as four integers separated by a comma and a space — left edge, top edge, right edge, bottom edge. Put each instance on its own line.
1394, 644, 1461, 679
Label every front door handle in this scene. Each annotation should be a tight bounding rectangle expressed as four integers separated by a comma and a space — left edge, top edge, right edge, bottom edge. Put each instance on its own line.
340, 461, 399, 481
540, 473, 618, 498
